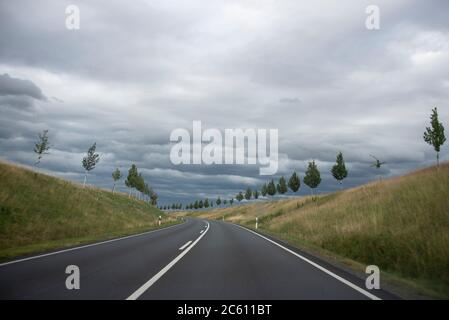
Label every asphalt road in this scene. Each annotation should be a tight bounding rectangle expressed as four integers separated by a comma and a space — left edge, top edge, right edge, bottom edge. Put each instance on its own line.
0, 218, 398, 300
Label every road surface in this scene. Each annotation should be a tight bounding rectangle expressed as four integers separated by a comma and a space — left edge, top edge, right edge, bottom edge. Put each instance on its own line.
0, 218, 398, 299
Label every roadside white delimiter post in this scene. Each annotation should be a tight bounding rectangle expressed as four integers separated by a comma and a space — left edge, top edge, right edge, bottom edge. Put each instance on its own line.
158, 215, 161, 226
256, 216, 258, 230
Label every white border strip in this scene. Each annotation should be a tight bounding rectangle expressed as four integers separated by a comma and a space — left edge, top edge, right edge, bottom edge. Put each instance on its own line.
235, 224, 381, 300
127, 221, 210, 300
0, 221, 186, 267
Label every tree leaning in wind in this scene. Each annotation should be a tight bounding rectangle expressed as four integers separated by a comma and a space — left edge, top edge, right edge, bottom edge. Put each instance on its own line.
82, 142, 100, 188
423, 107, 446, 168
125, 164, 139, 198
135, 173, 145, 200
303, 160, 321, 199
331, 152, 348, 189
111, 168, 121, 194
34, 129, 50, 166
149, 187, 158, 206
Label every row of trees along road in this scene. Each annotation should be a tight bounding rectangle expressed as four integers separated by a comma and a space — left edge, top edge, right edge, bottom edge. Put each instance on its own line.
181, 107, 445, 210
124, 164, 158, 204
32, 134, 158, 205
181, 159, 330, 211
32, 108, 444, 210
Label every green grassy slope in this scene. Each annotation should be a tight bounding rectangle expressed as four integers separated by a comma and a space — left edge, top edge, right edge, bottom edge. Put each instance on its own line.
0, 161, 178, 260
184, 163, 449, 298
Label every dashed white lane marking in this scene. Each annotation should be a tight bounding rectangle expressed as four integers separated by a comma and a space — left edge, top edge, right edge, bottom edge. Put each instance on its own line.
179, 241, 192, 250
127, 221, 210, 300
200, 230, 204, 234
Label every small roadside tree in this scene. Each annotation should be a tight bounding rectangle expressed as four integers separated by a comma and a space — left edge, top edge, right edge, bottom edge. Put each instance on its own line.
288, 171, 300, 192
229, 198, 234, 205
34, 129, 50, 166
424, 107, 446, 168
303, 160, 321, 199
267, 180, 276, 196
111, 168, 121, 194
245, 188, 252, 200
253, 190, 259, 199
149, 186, 158, 206
135, 173, 145, 200
216, 197, 222, 206
236, 192, 244, 202
278, 176, 288, 194
261, 183, 268, 196
331, 152, 348, 188
125, 164, 138, 197
82, 142, 100, 188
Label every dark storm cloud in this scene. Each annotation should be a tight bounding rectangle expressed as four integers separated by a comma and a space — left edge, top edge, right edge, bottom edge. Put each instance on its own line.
0, 73, 46, 100
1, 0, 449, 204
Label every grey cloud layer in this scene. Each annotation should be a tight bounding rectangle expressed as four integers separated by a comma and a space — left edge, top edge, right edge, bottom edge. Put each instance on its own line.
1, 0, 448, 205
0, 73, 46, 100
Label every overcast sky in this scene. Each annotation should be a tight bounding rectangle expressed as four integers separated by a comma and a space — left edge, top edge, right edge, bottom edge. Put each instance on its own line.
1, 0, 448, 206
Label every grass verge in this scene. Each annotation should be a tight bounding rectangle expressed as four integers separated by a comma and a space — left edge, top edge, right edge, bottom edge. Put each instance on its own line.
0, 161, 179, 261
182, 163, 449, 299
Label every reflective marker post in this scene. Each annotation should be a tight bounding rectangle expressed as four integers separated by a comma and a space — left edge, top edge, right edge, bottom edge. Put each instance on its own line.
256, 216, 258, 230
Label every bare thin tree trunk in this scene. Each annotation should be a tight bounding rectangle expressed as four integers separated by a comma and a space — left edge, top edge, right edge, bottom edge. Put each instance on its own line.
112, 183, 116, 194
83, 171, 87, 188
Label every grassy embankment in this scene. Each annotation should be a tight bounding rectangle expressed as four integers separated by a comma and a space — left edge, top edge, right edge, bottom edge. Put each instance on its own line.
0, 161, 178, 261
185, 164, 449, 298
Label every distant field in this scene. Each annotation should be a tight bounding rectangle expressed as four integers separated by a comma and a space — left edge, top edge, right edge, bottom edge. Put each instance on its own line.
0, 161, 179, 261
185, 163, 449, 298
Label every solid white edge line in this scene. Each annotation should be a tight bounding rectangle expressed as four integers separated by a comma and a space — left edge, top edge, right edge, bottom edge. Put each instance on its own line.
0, 220, 187, 267
235, 224, 381, 300
126, 220, 210, 300
179, 241, 192, 251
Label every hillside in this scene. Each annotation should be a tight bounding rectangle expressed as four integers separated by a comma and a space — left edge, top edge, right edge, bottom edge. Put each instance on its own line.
185, 164, 449, 298
0, 161, 178, 261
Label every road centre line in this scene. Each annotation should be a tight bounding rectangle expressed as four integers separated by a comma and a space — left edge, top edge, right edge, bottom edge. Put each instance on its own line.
126, 220, 210, 300
179, 241, 192, 250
